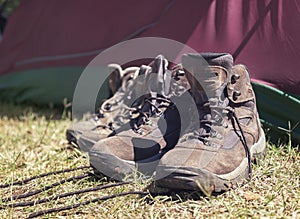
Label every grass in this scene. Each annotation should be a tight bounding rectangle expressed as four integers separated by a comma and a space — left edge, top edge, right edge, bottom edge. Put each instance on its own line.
0, 102, 299, 219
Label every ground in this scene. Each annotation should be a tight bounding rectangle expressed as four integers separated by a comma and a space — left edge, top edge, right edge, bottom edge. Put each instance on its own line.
0, 102, 299, 219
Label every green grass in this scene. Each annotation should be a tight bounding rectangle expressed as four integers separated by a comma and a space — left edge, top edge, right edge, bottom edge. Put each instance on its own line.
0, 102, 299, 219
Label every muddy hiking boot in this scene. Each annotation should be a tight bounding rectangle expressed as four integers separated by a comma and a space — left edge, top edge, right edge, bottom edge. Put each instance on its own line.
155, 53, 266, 194
89, 55, 191, 181
66, 64, 151, 152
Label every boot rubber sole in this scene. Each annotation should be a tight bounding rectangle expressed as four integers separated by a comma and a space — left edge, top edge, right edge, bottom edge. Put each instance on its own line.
250, 127, 267, 161
89, 150, 164, 181
155, 157, 249, 194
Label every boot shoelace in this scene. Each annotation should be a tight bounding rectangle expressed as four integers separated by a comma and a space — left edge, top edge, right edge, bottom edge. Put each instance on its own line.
91, 73, 142, 129
0, 166, 148, 218
132, 96, 171, 135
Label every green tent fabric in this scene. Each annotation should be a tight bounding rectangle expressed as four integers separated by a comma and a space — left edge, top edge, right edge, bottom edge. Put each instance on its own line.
252, 82, 300, 143
0, 67, 110, 106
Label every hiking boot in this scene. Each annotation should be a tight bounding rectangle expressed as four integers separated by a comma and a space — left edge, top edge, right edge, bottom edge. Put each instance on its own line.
66, 64, 149, 151
155, 53, 266, 194
77, 65, 153, 152
89, 55, 190, 181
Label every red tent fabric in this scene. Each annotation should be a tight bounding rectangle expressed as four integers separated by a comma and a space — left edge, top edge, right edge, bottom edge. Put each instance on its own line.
0, 0, 299, 95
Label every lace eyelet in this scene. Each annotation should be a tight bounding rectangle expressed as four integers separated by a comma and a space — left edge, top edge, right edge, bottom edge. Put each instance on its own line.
104, 103, 112, 111
223, 122, 228, 128
155, 110, 163, 117
231, 74, 240, 84
135, 128, 144, 135
145, 120, 153, 126
233, 90, 241, 100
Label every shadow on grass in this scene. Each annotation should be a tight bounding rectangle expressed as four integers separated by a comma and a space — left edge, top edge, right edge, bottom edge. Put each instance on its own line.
0, 101, 68, 120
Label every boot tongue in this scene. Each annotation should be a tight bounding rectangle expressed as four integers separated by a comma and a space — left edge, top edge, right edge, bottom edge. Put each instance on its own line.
182, 53, 233, 100
182, 53, 234, 140
148, 54, 171, 97
135, 55, 172, 127
200, 53, 233, 70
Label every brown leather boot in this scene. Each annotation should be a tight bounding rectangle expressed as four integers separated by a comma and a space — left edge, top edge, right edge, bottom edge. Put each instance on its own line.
89, 55, 190, 180
155, 53, 266, 194
66, 64, 149, 151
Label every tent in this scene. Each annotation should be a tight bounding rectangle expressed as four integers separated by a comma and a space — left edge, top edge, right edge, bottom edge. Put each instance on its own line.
0, 0, 299, 142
